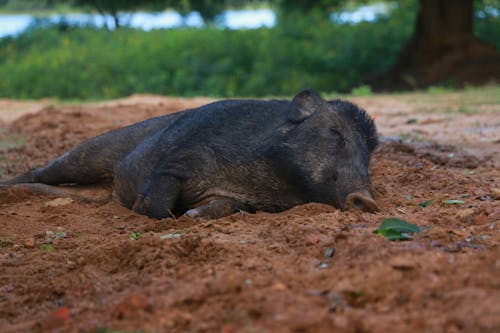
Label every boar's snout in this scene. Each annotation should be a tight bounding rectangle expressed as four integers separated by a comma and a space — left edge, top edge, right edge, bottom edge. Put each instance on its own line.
344, 190, 379, 213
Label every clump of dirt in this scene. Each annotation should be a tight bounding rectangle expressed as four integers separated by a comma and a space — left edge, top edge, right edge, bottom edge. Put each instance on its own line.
0, 94, 499, 332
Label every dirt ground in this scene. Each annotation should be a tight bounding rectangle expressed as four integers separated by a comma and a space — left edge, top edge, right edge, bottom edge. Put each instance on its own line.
0, 89, 499, 333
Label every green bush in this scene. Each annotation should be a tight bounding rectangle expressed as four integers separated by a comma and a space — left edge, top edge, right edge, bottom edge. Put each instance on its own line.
5, 3, 486, 100
351, 84, 373, 96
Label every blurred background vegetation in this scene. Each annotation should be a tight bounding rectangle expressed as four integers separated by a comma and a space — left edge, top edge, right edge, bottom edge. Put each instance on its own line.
0, 0, 498, 99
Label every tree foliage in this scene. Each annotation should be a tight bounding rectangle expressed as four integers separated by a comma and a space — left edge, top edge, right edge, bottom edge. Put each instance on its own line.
68, 0, 169, 28
1, 0, 498, 92
275, 0, 343, 13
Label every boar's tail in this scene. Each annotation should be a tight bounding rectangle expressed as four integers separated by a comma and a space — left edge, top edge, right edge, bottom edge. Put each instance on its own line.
0, 182, 112, 204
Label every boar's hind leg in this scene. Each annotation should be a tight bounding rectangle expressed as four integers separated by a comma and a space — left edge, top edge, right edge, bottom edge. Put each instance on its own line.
185, 198, 247, 220
3, 150, 112, 186
131, 173, 181, 219
3, 183, 112, 203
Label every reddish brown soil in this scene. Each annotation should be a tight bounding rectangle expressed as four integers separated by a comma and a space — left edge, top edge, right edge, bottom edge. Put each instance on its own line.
0, 93, 499, 333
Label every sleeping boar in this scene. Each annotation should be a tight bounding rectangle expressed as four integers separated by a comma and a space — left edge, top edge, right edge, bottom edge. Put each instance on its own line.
1, 89, 379, 219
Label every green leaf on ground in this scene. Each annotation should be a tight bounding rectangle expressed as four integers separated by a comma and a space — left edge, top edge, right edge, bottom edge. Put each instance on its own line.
418, 199, 433, 207
41, 244, 54, 251
373, 218, 421, 241
130, 232, 144, 240
442, 199, 465, 205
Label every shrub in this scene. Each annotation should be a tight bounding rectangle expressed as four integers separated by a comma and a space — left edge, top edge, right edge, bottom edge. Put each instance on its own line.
0, 4, 443, 99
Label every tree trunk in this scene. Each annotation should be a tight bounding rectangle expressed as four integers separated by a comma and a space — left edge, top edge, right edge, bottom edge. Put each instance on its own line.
370, 0, 500, 90
112, 12, 121, 29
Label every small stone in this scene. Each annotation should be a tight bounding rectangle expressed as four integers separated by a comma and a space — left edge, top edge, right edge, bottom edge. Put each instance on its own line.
45, 198, 74, 208
307, 233, 329, 245
24, 238, 36, 248
44, 230, 55, 243
324, 247, 336, 258
328, 292, 347, 312
160, 233, 182, 239
272, 282, 287, 290
456, 208, 475, 221
54, 231, 67, 239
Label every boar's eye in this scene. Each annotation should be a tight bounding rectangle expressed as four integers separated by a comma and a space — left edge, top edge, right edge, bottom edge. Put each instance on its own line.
330, 169, 339, 182
329, 128, 347, 145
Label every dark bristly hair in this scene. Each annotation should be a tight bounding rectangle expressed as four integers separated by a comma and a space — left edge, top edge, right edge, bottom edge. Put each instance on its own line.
329, 100, 378, 152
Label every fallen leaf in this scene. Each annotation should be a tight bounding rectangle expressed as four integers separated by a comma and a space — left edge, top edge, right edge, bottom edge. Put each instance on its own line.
373, 218, 421, 241
41, 244, 54, 251
418, 199, 433, 207
130, 232, 143, 240
442, 199, 465, 205
52, 307, 71, 322
41, 307, 71, 329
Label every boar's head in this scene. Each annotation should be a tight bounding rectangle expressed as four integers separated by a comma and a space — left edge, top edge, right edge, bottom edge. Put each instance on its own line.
272, 89, 379, 212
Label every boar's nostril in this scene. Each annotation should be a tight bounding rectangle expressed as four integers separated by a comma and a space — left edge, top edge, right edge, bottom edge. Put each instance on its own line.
345, 192, 379, 213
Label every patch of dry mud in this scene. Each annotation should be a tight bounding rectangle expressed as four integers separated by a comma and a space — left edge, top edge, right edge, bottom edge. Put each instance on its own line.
0, 95, 499, 332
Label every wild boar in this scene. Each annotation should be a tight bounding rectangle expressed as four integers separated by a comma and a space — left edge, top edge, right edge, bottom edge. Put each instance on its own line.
2, 89, 379, 219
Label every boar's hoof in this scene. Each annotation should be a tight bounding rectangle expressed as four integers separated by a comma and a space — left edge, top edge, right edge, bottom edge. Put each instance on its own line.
345, 192, 379, 213
185, 198, 245, 220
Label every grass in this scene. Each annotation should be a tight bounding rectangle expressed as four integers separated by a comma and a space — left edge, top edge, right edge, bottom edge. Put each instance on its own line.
350, 85, 373, 97
389, 85, 500, 115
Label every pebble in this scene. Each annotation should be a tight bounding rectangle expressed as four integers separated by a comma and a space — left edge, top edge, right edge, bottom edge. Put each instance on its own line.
23, 238, 36, 248
272, 282, 287, 290
45, 197, 74, 208
456, 208, 475, 220
160, 233, 182, 239
324, 247, 336, 258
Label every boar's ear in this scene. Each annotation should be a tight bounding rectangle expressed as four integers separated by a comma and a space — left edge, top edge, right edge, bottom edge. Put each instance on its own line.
288, 89, 328, 123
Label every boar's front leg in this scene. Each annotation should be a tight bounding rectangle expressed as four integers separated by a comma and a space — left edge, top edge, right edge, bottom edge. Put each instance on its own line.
132, 172, 181, 219
185, 198, 248, 220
